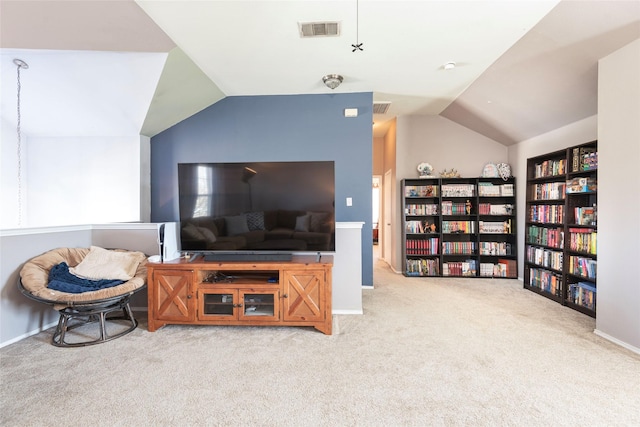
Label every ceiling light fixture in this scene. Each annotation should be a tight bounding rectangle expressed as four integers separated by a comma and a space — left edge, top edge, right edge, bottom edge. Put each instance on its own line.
444, 62, 456, 70
322, 74, 343, 90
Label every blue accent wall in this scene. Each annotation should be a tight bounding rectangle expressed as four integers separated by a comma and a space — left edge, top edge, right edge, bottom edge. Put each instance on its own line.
150, 93, 373, 285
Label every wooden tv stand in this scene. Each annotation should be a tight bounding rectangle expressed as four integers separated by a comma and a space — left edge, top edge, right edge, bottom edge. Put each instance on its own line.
147, 254, 333, 335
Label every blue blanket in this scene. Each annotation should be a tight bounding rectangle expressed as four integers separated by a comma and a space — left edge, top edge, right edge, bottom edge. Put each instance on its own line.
48, 262, 125, 294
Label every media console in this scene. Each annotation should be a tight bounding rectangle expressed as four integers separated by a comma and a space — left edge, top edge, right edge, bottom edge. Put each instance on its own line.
147, 254, 333, 334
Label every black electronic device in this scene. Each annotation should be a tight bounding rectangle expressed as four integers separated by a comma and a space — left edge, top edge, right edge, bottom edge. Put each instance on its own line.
177, 161, 336, 261
158, 223, 165, 262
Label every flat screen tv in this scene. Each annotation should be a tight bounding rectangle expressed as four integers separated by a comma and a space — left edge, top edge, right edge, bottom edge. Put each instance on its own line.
178, 161, 335, 261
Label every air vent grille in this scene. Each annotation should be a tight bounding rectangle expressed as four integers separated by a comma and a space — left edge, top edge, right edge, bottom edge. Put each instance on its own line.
373, 102, 391, 114
299, 22, 340, 37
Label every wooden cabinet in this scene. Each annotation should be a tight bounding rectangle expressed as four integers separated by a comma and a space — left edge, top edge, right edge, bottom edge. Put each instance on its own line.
282, 269, 328, 324
401, 177, 517, 278
148, 269, 195, 331
147, 255, 332, 334
524, 141, 597, 317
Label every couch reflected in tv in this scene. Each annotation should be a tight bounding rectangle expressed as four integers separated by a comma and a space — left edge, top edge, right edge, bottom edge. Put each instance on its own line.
181, 209, 334, 252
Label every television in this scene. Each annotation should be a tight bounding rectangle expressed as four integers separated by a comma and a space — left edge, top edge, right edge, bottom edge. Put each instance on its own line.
177, 161, 335, 261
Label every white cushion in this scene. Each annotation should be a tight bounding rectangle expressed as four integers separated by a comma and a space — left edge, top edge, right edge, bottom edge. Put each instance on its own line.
70, 246, 146, 281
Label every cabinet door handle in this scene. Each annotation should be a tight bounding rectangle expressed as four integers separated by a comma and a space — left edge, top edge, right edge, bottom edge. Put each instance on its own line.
234, 303, 243, 308
282, 294, 288, 298
187, 295, 192, 299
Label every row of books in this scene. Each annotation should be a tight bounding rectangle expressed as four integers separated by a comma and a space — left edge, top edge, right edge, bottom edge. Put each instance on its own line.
406, 202, 515, 217
478, 203, 513, 215
533, 158, 566, 178
477, 182, 514, 197
527, 246, 563, 271
405, 220, 437, 234
441, 220, 475, 234
479, 259, 516, 277
406, 238, 439, 255
479, 219, 512, 234
479, 242, 513, 256
531, 182, 565, 201
441, 201, 469, 215
568, 282, 596, 310
566, 177, 597, 194
405, 185, 438, 197
526, 225, 564, 249
528, 204, 564, 224
442, 260, 477, 277
407, 241, 514, 256
405, 203, 438, 215
568, 256, 597, 279
405, 258, 439, 276
528, 267, 562, 296
568, 229, 597, 254
573, 206, 596, 226
442, 241, 475, 255
441, 183, 475, 197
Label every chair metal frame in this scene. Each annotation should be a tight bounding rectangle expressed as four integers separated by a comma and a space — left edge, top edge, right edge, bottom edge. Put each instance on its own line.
19, 281, 145, 347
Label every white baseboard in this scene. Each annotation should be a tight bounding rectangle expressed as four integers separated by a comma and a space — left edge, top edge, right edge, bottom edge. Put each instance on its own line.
0, 320, 58, 349
594, 328, 640, 355
332, 309, 363, 315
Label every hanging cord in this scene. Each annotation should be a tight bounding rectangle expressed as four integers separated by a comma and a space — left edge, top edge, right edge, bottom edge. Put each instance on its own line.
14, 58, 28, 227
351, 0, 363, 52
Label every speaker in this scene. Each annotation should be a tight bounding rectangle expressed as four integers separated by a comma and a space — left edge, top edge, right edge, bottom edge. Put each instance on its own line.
156, 222, 180, 262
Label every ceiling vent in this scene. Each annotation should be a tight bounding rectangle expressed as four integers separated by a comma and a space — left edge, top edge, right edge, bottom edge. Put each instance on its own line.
373, 102, 391, 114
299, 22, 340, 38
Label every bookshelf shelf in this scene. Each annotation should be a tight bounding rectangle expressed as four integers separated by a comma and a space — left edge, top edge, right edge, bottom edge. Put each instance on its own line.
401, 177, 517, 278
524, 141, 597, 317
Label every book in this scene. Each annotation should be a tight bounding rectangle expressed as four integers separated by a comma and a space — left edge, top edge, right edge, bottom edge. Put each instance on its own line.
405, 185, 438, 197
574, 206, 595, 226
566, 177, 597, 194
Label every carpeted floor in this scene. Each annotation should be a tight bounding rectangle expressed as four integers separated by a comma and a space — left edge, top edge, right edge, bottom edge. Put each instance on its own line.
2, 254, 639, 426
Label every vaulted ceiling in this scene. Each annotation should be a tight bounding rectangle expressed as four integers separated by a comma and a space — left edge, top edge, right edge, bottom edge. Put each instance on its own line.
1, 1, 638, 145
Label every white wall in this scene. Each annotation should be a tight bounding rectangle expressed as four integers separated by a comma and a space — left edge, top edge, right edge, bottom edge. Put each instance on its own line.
140, 135, 151, 222
595, 38, 640, 352
396, 115, 508, 179
1, 118, 25, 227
333, 222, 364, 314
12, 136, 142, 227
0, 49, 165, 229
507, 115, 598, 279
1, 132, 143, 229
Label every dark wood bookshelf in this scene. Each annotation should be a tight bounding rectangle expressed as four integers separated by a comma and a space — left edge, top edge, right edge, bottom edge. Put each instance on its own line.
524, 141, 597, 317
401, 177, 517, 278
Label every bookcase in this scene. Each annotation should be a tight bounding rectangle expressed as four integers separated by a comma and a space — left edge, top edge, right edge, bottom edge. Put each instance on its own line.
524, 141, 597, 317
401, 177, 517, 278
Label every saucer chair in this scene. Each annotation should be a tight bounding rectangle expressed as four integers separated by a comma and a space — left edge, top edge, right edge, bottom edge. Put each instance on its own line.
19, 247, 147, 347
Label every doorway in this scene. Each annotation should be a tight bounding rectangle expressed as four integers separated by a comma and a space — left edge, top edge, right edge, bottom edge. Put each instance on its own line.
372, 176, 381, 246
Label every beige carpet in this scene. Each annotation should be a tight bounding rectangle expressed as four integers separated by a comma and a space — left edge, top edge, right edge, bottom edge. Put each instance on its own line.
2, 255, 640, 426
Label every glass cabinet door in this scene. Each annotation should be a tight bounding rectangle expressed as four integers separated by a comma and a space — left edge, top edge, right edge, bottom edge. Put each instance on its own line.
198, 289, 237, 319
198, 288, 279, 321
240, 291, 279, 321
